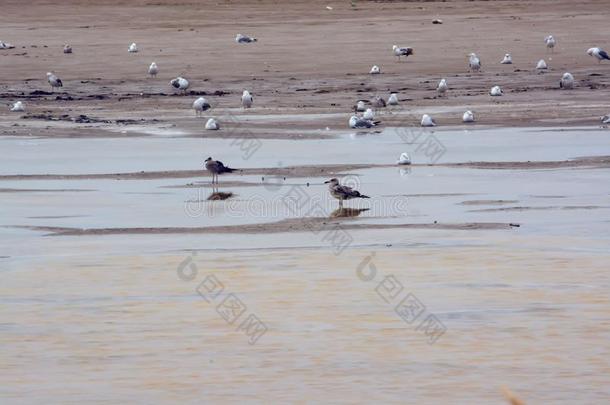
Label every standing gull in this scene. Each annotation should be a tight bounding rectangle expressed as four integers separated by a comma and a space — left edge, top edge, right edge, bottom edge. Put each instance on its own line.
468, 53, 481, 72
241, 90, 253, 108
63, 44, 72, 54
421, 114, 436, 127
10, 101, 25, 112
236, 34, 257, 43
560, 72, 574, 89
205, 157, 235, 184
148, 62, 158, 77
354, 100, 366, 112
501, 53, 512, 64
437, 78, 448, 96
545, 35, 556, 52
205, 118, 220, 130
388, 93, 398, 105
536, 59, 548, 70
369, 65, 380, 74
46, 72, 63, 91
170, 77, 189, 94
462, 110, 475, 122
397, 152, 411, 165
324, 178, 370, 208
392, 45, 414, 61
490, 86, 503, 96
587, 47, 610, 63
192, 97, 211, 116
128, 43, 138, 53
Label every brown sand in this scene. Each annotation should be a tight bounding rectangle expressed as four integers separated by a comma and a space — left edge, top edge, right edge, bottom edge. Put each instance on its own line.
1, 0, 610, 140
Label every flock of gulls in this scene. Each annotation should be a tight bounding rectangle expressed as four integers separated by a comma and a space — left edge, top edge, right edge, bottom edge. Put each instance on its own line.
3, 33, 610, 207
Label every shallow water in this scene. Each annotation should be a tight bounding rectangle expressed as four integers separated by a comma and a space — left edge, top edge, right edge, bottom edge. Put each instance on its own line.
1, 126, 610, 403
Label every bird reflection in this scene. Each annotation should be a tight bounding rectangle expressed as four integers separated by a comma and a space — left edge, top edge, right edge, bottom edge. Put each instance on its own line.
330, 207, 370, 218
207, 190, 234, 200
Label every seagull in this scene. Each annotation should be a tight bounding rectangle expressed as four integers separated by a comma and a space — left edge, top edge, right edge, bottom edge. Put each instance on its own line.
148, 62, 158, 77
205, 118, 220, 130
236, 34, 257, 43
393, 45, 414, 61
363, 108, 374, 120
468, 53, 481, 72
372, 96, 386, 108
63, 44, 72, 54
490, 85, 503, 96
536, 59, 548, 70
587, 47, 610, 63
354, 100, 366, 112
46, 72, 63, 91
602, 115, 610, 124
10, 101, 24, 112
128, 43, 138, 53
170, 77, 189, 94
559, 72, 574, 89
437, 78, 448, 96
462, 110, 475, 122
349, 115, 379, 129
421, 114, 436, 127
501, 53, 512, 64
192, 97, 211, 116
241, 90, 253, 108
370, 65, 380, 74
397, 152, 411, 165
388, 93, 398, 105
0, 41, 15, 49
205, 157, 235, 184
545, 35, 556, 52
324, 178, 370, 207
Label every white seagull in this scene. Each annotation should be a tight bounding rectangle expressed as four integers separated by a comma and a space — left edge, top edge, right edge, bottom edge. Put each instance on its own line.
421, 114, 436, 127
560, 72, 574, 89
501, 53, 512, 64
601, 115, 610, 124
128, 43, 138, 53
355, 100, 366, 112
0, 41, 15, 49
536, 59, 548, 70
490, 85, 503, 96
437, 78, 448, 96
363, 108, 374, 120
369, 65, 380, 74
388, 93, 398, 105
46, 72, 63, 91
148, 62, 158, 77
397, 152, 411, 165
10, 101, 25, 112
462, 110, 475, 122
205, 118, 220, 130
392, 45, 414, 61
468, 53, 481, 72
236, 34, 257, 43
587, 47, 610, 63
192, 97, 211, 116
241, 90, 253, 108
63, 44, 72, 54
349, 115, 379, 129
170, 77, 189, 93
545, 35, 556, 52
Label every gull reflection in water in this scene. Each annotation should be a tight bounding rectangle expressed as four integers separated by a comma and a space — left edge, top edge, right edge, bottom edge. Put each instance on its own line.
330, 207, 370, 218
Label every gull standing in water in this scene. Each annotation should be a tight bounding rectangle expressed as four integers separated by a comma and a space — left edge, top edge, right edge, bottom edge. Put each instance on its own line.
10, 101, 25, 112
236, 34, 257, 43
388, 93, 398, 105
128, 43, 138, 53
241, 90, 253, 108
468, 53, 481, 72
148, 62, 158, 77
324, 178, 370, 208
170, 77, 189, 94
205, 118, 220, 130
192, 97, 211, 116
421, 114, 436, 127
205, 157, 235, 184
46, 72, 63, 91
490, 85, 503, 96
437, 78, 448, 96
545, 35, 556, 52
501, 53, 512, 64
560, 72, 574, 89
392, 45, 414, 61
462, 110, 475, 122
397, 152, 411, 165
587, 47, 610, 63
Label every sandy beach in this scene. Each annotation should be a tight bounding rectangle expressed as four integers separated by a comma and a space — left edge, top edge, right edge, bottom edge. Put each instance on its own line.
2, 1, 610, 404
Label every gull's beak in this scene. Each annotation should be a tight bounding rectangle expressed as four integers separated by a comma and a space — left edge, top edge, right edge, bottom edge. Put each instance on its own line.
324, 180, 330, 184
